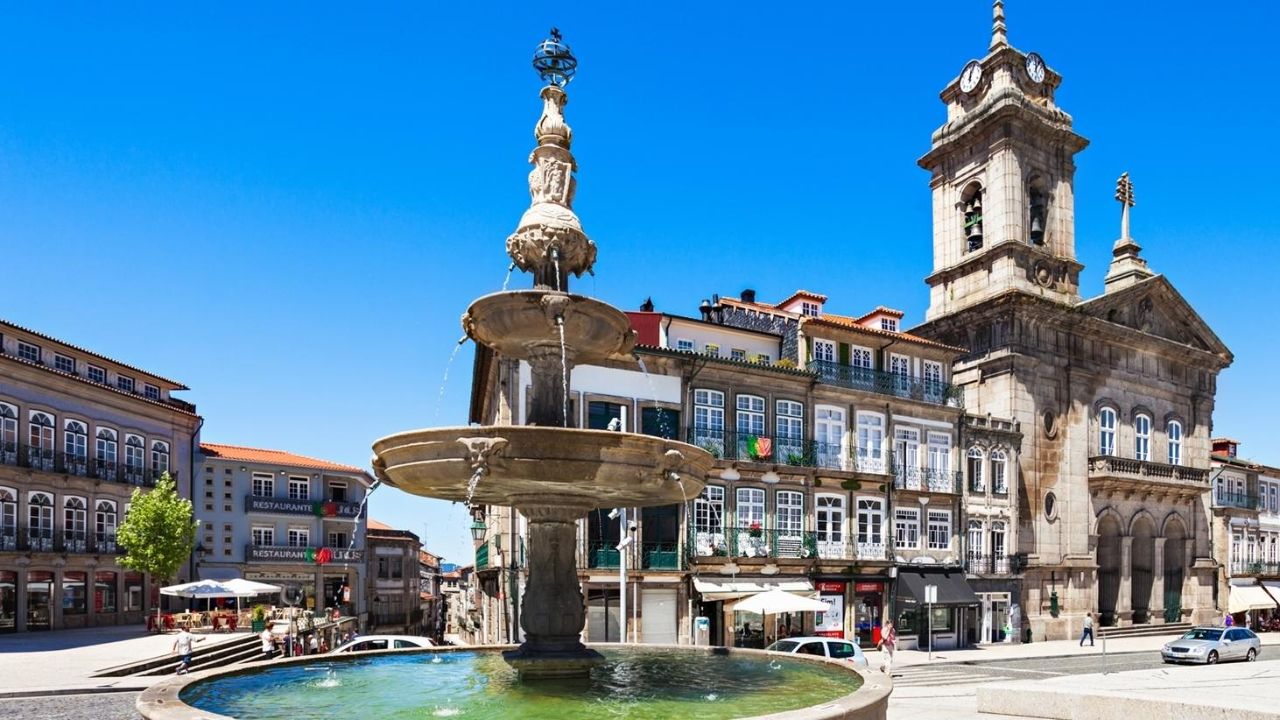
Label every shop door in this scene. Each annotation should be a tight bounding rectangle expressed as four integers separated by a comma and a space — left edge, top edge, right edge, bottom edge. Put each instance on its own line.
640, 589, 678, 644
587, 589, 620, 642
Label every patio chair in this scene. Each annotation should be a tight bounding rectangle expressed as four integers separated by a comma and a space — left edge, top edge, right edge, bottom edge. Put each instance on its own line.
163, 614, 176, 632
209, 615, 223, 632
227, 614, 238, 632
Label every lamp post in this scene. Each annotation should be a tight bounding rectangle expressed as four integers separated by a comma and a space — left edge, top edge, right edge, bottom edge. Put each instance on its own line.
610, 507, 634, 643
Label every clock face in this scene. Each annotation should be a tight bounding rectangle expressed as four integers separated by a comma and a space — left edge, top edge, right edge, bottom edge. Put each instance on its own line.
1025, 52, 1046, 83
959, 60, 983, 93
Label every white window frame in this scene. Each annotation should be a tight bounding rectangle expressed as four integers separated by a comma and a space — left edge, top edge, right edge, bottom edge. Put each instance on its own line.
252, 473, 274, 498
801, 301, 820, 317
288, 476, 310, 501
251, 526, 275, 546
967, 520, 984, 568
28, 492, 54, 549
815, 494, 845, 558
895, 507, 920, 550
967, 447, 985, 492
736, 395, 766, 454
991, 448, 1008, 494
95, 500, 118, 543
730, 348, 747, 361
1167, 420, 1183, 466
927, 509, 952, 550
0, 404, 16, 462
776, 490, 804, 535
922, 360, 944, 402
124, 434, 145, 473
880, 318, 899, 332
328, 531, 348, 548
675, 338, 694, 352
116, 375, 135, 392
856, 497, 885, 553
287, 527, 309, 547
87, 365, 106, 384
693, 485, 725, 556
53, 354, 75, 374
693, 389, 725, 455
64, 420, 88, 463
776, 400, 804, 451
736, 487, 766, 557
143, 384, 161, 400
1135, 413, 1152, 462
894, 427, 921, 488
63, 496, 88, 551
856, 412, 885, 472
16, 341, 41, 363
703, 343, 720, 357
151, 441, 170, 475
850, 346, 873, 369
1099, 407, 1117, 456
813, 339, 836, 363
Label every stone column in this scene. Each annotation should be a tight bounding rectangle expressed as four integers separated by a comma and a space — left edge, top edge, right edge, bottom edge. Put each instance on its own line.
505, 496, 602, 678
1151, 538, 1166, 622
1117, 537, 1133, 625
526, 351, 575, 428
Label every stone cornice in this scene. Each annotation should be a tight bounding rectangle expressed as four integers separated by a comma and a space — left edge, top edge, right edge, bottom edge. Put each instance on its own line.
924, 240, 1084, 289
919, 86, 1088, 170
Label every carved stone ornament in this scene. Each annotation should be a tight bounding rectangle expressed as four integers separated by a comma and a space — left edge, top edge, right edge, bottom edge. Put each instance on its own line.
457, 436, 509, 475
1034, 261, 1055, 288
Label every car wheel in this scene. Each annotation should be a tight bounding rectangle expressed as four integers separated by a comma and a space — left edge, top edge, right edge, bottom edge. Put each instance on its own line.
1162, 658, 1173, 664
1206, 651, 1218, 665
1247, 648, 1257, 662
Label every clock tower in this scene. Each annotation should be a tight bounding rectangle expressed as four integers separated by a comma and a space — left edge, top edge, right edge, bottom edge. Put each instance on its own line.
919, 0, 1089, 321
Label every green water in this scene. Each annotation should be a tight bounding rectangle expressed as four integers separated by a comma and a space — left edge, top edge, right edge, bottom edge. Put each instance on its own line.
181, 648, 862, 719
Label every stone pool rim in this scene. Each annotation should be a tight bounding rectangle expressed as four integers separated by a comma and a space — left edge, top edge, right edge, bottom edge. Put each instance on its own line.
136, 643, 891, 720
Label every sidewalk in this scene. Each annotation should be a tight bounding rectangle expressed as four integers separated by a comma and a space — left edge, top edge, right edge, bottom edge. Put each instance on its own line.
0, 625, 244, 696
880, 629, 1280, 668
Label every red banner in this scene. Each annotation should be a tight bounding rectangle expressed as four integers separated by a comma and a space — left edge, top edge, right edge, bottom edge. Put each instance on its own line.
815, 580, 846, 594
854, 581, 883, 593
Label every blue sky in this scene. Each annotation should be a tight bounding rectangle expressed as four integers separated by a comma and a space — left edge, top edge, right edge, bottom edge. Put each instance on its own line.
1, 3, 1276, 565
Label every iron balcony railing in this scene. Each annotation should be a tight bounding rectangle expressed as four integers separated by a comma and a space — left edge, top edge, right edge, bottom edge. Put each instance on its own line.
1213, 491, 1263, 510
585, 541, 620, 569
686, 524, 889, 563
1231, 561, 1280, 577
685, 428, 895, 475
964, 554, 1020, 575
893, 465, 962, 493
0, 525, 120, 554
0, 441, 170, 487
807, 360, 963, 408
968, 477, 1011, 496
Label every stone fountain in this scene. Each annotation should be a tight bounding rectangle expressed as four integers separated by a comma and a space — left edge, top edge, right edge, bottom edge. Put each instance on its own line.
370, 30, 714, 679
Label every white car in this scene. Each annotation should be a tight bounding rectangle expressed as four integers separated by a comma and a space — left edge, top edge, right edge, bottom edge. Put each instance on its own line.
331, 635, 436, 653
764, 636, 869, 666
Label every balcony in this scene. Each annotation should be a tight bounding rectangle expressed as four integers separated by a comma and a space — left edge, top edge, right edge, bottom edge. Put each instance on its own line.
964, 554, 1021, 575
642, 542, 680, 570
0, 526, 120, 554
1214, 491, 1263, 511
686, 526, 889, 563
244, 494, 365, 518
244, 544, 364, 563
807, 360, 962, 408
968, 478, 1011, 497
1087, 456, 1209, 499
1231, 561, 1280, 577
0, 442, 169, 487
893, 465, 962, 494
585, 542, 619, 569
684, 429, 897, 476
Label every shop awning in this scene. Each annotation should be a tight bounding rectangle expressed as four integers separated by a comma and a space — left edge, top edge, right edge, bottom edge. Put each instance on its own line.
1228, 583, 1278, 613
895, 569, 979, 607
693, 579, 815, 601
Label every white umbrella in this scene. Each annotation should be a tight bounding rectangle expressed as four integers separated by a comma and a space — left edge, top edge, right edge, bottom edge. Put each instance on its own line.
160, 579, 238, 598
222, 578, 282, 597
735, 588, 830, 615
735, 589, 830, 645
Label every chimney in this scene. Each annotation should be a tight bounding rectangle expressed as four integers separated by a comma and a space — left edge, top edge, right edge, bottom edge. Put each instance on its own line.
741, 289, 756, 304
699, 299, 712, 320
640, 297, 655, 313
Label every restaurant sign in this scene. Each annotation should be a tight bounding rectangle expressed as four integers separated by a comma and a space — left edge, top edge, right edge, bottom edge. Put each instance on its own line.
245, 496, 363, 518
246, 546, 363, 563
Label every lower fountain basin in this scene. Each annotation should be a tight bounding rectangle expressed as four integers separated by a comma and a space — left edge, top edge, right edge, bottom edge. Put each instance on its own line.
140, 645, 891, 720
371, 426, 711, 509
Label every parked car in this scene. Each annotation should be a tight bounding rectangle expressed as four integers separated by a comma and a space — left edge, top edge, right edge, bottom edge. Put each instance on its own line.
331, 635, 436, 654
764, 636, 868, 666
1161, 626, 1260, 664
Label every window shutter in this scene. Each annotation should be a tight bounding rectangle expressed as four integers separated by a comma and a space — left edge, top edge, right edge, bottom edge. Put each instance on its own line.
838, 343, 850, 366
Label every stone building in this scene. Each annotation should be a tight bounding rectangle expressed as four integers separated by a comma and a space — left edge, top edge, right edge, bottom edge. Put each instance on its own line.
1209, 438, 1280, 621
912, 6, 1232, 639
365, 518, 421, 634
0, 318, 201, 633
194, 443, 370, 617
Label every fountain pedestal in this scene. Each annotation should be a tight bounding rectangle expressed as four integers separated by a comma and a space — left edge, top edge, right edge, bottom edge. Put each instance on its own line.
503, 496, 604, 678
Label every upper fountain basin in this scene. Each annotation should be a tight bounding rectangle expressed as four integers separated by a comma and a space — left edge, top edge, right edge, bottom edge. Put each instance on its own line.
371, 426, 711, 510
462, 290, 635, 365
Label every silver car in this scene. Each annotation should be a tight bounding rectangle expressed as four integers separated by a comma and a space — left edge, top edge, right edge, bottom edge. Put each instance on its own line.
1161, 626, 1261, 664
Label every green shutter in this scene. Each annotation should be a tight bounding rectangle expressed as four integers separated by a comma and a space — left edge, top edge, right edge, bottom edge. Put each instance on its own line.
838, 343, 850, 365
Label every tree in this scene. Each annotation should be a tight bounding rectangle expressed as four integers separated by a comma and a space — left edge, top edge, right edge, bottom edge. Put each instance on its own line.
117, 473, 196, 618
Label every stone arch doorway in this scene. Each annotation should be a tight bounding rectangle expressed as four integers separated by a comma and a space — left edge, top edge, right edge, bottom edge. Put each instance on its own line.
1131, 515, 1157, 624
1097, 514, 1122, 626
1163, 517, 1187, 623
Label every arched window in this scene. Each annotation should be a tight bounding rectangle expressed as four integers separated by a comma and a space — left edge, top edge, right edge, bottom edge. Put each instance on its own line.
64, 420, 88, 475
1135, 413, 1152, 462
967, 520, 985, 571
27, 412, 55, 469
962, 182, 984, 252
991, 521, 1008, 571
1167, 421, 1183, 466
28, 492, 54, 550
1099, 407, 1117, 456
1027, 176, 1048, 246
124, 435, 145, 483
151, 441, 170, 477
0, 404, 17, 463
0, 487, 16, 549
991, 448, 1009, 494
95, 500, 118, 551
96, 428, 118, 480
967, 447, 985, 493
64, 496, 87, 550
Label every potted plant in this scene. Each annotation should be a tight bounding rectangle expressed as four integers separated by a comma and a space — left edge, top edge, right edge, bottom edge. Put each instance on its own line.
251, 604, 267, 633
748, 521, 763, 539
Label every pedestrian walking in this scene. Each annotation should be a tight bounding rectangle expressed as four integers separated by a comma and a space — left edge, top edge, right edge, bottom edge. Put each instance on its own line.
1079, 613, 1094, 647
172, 628, 204, 675
260, 627, 275, 661
1224, 612, 1234, 628
877, 620, 897, 674
309, 634, 319, 655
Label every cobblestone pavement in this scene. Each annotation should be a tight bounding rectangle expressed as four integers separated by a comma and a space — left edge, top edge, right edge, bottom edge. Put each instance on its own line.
0, 691, 139, 720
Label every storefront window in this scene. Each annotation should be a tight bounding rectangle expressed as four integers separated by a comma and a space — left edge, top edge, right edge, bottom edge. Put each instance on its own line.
896, 607, 918, 635
931, 606, 953, 631
0, 571, 15, 632
854, 581, 884, 647
732, 610, 765, 649
95, 571, 117, 613
27, 571, 53, 630
63, 571, 87, 615
124, 572, 144, 612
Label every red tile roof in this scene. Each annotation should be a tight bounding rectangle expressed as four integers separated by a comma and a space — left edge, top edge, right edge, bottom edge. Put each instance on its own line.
1, 318, 189, 389
419, 592, 435, 602
776, 289, 829, 307
368, 518, 393, 531
854, 306, 905, 322
801, 314, 967, 353
200, 443, 372, 478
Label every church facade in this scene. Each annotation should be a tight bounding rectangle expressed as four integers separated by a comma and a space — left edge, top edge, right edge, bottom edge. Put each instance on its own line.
911, 5, 1233, 640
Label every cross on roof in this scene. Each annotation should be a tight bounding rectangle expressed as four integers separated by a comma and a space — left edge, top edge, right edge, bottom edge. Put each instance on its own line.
1115, 172, 1135, 208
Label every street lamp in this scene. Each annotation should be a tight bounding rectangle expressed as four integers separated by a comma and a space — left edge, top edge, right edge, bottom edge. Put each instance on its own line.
470, 519, 487, 543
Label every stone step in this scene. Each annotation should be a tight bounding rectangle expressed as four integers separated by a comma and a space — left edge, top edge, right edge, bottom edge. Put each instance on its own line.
93, 632, 259, 677
1097, 621, 1192, 639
